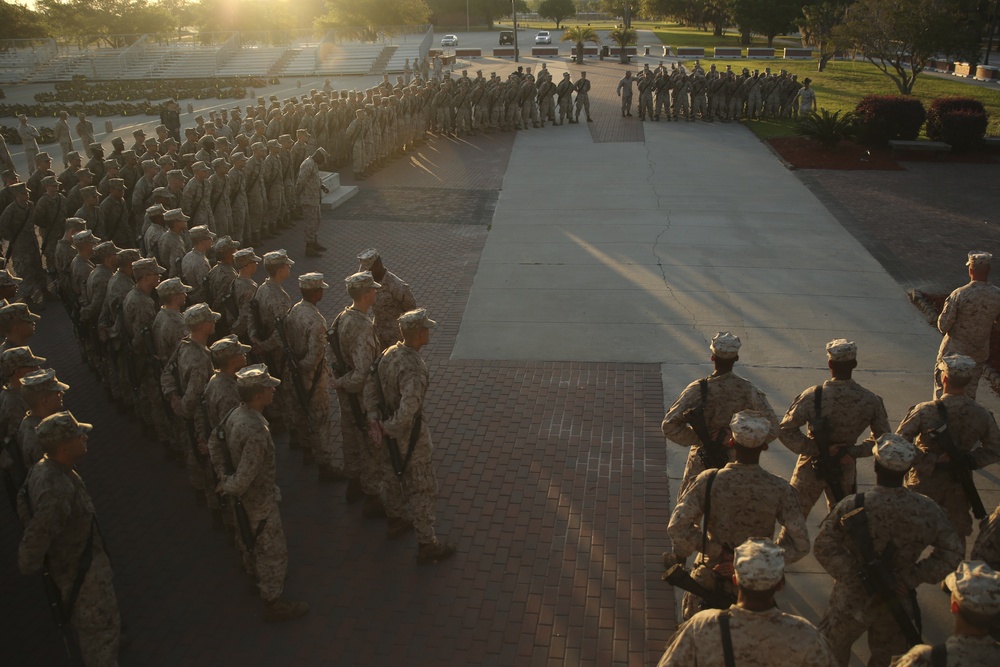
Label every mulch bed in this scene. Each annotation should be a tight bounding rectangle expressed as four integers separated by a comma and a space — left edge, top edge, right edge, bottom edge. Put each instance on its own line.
769, 137, 999, 170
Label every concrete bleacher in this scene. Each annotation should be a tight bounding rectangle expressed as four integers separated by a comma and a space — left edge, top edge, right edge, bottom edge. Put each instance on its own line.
215, 46, 287, 77
279, 46, 320, 76
28, 53, 92, 81
384, 45, 422, 74
0, 51, 47, 82
147, 46, 219, 78
316, 43, 385, 75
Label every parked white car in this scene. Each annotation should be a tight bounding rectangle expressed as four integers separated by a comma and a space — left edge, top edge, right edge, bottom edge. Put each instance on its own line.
441, 34, 459, 47
535, 31, 552, 45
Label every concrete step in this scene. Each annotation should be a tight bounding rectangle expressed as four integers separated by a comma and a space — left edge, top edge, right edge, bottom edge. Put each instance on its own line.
320, 171, 358, 211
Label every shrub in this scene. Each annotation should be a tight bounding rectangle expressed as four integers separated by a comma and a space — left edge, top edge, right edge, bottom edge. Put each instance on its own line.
795, 109, 858, 149
927, 97, 989, 150
854, 95, 926, 147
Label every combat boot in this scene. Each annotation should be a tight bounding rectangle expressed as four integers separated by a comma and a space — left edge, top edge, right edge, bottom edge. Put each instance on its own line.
263, 598, 310, 622
417, 540, 457, 564
304, 243, 322, 258
345, 478, 364, 503
313, 240, 327, 251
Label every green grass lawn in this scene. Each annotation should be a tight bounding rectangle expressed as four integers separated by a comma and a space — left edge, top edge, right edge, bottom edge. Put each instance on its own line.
652, 23, 798, 50
695, 58, 1000, 139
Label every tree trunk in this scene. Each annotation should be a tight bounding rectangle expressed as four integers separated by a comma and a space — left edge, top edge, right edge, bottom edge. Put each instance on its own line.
619, 45, 628, 64
767, 34, 775, 48
741, 29, 752, 46
713, 23, 723, 37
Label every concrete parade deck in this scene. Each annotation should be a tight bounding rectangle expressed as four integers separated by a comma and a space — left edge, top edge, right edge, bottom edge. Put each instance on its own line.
2, 54, 998, 667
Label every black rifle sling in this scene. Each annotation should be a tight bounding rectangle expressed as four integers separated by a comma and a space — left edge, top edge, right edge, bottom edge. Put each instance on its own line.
719, 611, 736, 667
930, 644, 946, 667
701, 469, 719, 560
23, 474, 96, 621
814, 385, 823, 424
4, 205, 30, 262
216, 406, 268, 541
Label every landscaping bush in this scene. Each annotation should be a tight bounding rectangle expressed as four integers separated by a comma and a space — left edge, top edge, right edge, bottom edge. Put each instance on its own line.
795, 109, 858, 149
854, 95, 926, 147
927, 97, 989, 151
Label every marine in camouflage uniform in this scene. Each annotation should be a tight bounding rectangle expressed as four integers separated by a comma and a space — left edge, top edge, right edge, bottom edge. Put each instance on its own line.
228, 153, 249, 244
12, 369, 68, 488
779, 339, 890, 517
151, 277, 193, 464
814, 435, 963, 667
17, 412, 121, 667
0, 183, 48, 302
208, 364, 309, 621
666, 410, 810, 620
357, 249, 417, 351
363, 308, 456, 564
250, 250, 294, 436
295, 148, 329, 258
657, 538, 836, 667
123, 258, 167, 437
180, 226, 216, 306
156, 209, 190, 279
330, 272, 385, 511
161, 303, 220, 509
935, 252, 1000, 399
33, 176, 67, 277
243, 143, 267, 246
283, 272, 341, 480
0, 345, 44, 485
205, 236, 239, 334
662, 332, 780, 498
99, 248, 140, 411
181, 162, 215, 233
81, 241, 120, 386
897, 354, 1000, 552
208, 158, 232, 239
97, 179, 132, 250
226, 248, 261, 344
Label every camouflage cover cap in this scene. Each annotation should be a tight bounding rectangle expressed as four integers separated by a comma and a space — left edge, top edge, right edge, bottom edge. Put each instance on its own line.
157, 155, 175, 166
155, 277, 192, 297
122, 150, 136, 159
209, 334, 251, 360
265, 139, 279, 149
132, 258, 166, 278
967, 251, 992, 269
65, 217, 87, 232
826, 338, 857, 362
143, 137, 157, 146
141, 159, 158, 170
263, 249, 294, 267
398, 308, 437, 331
79, 185, 98, 198
0, 269, 23, 287
183, 303, 221, 326
250, 142, 266, 152
36, 411, 92, 446
298, 272, 329, 290
189, 225, 216, 243
710, 331, 741, 359
344, 271, 381, 291
92, 241, 120, 260
946, 561, 1000, 616
231, 152, 247, 163
191, 161, 211, 172
236, 363, 281, 388
163, 208, 190, 223
152, 186, 172, 199
88, 142, 103, 151
8, 182, 28, 195
133, 128, 146, 136
734, 538, 785, 591
166, 169, 185, 180
234, 248, 262, 269
108, 178, 125, 190
72, 230, 100, 245
213, 235, 239, 253
211, 157, 229, 168
22, 368, 69, 393
111, 136, 125, 146
41, 175, 58, 187
104, 158, 119, 168
357, 247, 379, 270
66, 151, 80, 161
146, 204, 166, 217
1, 346, 46, 376
36, 152, 51, 161
872, 433, 916, 472
116, 248, 142, 263
729, 409, 771, 448
937, 353, 977, 380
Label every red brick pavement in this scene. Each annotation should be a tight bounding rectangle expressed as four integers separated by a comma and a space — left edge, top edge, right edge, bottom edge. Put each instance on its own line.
2, 130, 674, 666
565, 60, 646, 144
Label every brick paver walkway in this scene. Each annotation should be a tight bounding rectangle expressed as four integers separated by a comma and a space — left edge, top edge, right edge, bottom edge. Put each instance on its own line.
2, 126, 674, 666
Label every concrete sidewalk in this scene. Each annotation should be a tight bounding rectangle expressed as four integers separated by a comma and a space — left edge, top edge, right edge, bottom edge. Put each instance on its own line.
454, 117, 1000, 665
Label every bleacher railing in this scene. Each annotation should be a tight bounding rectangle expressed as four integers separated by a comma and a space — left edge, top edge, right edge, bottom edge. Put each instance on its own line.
216, 32, 241, 70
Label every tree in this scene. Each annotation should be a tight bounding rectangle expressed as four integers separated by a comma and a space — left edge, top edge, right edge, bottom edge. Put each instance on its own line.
600, 0, 640, 28
317, 0, 431, 38
645, 0, 729, 36
195, 0, 294, 34
560, 25, 601, 63
36, 0, 177, 47
0, 1, 49, 39
729, 0, 804, 47
834, 0, 987, 93
608, 25, 637, 63
538, 0, 576, 28
798, 1, 848, 72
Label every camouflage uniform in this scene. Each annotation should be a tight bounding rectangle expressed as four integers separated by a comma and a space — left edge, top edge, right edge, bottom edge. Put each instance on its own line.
180, 249, 211, 305
228, 274, 258, 343
81, 262, 113, 382
972, 503, 1000, 567
668, 461, 810, 619
161, 335, 214, 496
123, 285, 164, 433
330, 306, 381, 493
283, 297, 333, 465
211, 404, 289, 602
251, 277, 293, 427
18, 457, 121, 667
33, 190, 67, 272
151, 306, 188, 459
206, 262, 238, 325
662, 372, 779, 497
156, 230, 186, 279
363, 342, 441, 543
181, 174, 214, 231
897, 394, 1000, 547
936, 280, 1000, 399
97, 194, 132, 250
370, 271, 416, 350
0, 197, 46, 300
100, 266, 134, 407
779, 379, 890, 516
657, 606, 836, 667
295, 155, 323, 247
814, 487, 964, 667
890, 636, 1000, 666
14, 413, 43, 481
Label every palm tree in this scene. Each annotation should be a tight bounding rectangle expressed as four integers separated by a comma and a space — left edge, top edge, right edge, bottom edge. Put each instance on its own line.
608, 26, 637, 65
561, 25, 601, 64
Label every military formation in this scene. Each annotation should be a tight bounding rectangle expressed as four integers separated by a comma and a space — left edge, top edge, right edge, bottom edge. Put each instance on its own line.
0, 85, 461, 662
617, 62, 813, 122
657, 250, 1000, 665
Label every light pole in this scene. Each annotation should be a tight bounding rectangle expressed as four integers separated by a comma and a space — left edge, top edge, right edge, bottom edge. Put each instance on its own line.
512, 0, 519, 62
986, 0, 1000, 65
466, 0, 470, 34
